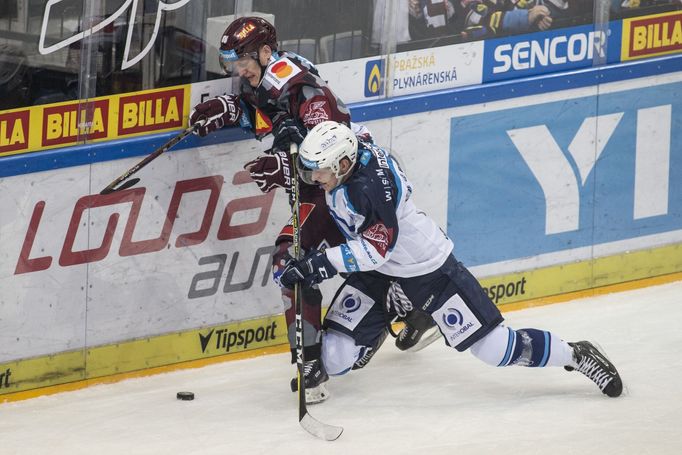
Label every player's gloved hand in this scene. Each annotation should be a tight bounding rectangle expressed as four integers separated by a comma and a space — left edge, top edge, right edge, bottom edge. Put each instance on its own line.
272, 117, 305, 150
189, 95, 243, 137
244, 149, 292, 193
279, 250, 338, 289
272, 242, 294, 288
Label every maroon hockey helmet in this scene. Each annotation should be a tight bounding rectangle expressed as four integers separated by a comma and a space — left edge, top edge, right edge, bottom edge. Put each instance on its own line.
219, 17, 277, 74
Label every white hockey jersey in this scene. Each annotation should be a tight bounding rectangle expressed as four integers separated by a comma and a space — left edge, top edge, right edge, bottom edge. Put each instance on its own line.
324, 142, 453, 278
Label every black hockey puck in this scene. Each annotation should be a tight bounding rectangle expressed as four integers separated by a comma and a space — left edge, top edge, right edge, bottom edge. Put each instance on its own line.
176, 391, 194, 401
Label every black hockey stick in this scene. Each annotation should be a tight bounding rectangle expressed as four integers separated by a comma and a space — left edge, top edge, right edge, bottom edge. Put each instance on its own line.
290, 143, 343, 441
99, 123, 199, 195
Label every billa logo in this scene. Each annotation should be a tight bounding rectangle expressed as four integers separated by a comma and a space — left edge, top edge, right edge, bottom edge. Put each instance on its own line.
237, 22, 256, 40
118, 88, 183, 135
623, 11, 682, 60
42, 100, 109, 147
0, 110, 29, 154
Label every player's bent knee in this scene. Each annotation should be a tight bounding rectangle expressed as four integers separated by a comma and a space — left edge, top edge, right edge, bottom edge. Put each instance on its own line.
322, 329, 363, 376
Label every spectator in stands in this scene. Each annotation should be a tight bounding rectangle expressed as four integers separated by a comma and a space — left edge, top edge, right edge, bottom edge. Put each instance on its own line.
460, 0, 591, 40
408, 0, 461, 40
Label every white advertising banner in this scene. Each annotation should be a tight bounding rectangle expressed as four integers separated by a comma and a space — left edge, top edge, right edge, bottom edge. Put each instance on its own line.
0, 140, 292, 361
318, 41, 484, 103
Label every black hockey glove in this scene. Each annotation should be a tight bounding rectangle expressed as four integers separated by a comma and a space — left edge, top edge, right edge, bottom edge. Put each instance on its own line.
272, 117, 305, 150
189, 95, 242, 137
279, 250, 337, 289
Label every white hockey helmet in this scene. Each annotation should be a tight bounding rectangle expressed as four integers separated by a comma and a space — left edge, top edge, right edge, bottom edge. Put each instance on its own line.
297, 121, 358, 185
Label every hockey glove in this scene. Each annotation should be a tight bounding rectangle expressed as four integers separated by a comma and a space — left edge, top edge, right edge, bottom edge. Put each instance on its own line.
189, 95, 243, 137
272, 242, 294, 289
279, 250, 337, 289
272, 117, 305, 150
244, 149, 292, 193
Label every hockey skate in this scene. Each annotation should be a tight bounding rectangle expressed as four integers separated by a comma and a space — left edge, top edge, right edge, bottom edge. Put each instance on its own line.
565, 341, 623, 397
395, 311, 440, 352
290, 358, 330, 405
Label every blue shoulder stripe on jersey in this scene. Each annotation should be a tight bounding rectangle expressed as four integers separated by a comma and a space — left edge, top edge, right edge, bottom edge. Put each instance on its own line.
339, 244, 360, 272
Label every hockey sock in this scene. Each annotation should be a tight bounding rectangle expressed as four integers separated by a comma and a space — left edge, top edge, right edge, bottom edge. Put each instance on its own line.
470, 324, 575, 368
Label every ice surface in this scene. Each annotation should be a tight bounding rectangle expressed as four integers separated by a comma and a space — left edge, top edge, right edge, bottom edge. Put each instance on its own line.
1, 281, 681, 454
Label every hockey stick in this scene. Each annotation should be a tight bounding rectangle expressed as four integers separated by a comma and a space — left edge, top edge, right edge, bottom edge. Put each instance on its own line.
99, 123, 199, 195
289, 142, 343, 441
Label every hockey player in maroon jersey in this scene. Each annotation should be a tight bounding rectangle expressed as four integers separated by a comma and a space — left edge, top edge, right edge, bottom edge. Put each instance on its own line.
280, 121, 623, 399
188, 17, 435, 404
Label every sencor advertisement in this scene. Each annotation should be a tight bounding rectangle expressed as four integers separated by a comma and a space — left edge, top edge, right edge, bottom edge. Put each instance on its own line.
449, 78, 682, 268
483, 22, 622, 83
621, 10, 682, 61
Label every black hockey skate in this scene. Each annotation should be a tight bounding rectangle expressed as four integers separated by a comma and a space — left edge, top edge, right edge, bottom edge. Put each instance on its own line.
395, 311, 440, 352
290, 358, 330, 404
565, 341, 623, 397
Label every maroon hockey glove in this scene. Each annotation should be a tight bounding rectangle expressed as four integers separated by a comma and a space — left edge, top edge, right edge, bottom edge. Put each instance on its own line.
244, 149, 292, 193
189, 95, 242, 137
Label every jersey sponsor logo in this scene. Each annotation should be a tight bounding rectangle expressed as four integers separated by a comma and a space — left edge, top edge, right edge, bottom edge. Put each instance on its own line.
254, 108, 273, 135
42, 99, 109, 146
263, 58, 302, 91
326, 287, 374, 330
432, 294, 482, 348
622, 11, 682, 61
340, 244, 360, 272
362, 223, 393, 257
118, 88, 183, 135
0, 110, 30, 155
301, 100, 331, 127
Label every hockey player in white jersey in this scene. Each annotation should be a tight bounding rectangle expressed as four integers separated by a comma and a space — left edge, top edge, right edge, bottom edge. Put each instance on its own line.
280, 121, 623, 398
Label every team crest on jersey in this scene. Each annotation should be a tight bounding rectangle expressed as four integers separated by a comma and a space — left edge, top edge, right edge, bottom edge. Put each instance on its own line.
301, 100, 331, 127
362, 223, 393, 257
254, 108, 273, 135
263, 57, 302, 91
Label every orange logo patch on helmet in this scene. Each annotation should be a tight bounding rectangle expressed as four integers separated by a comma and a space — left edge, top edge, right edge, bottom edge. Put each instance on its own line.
237, 22, 256, 40
271, 61, 293, 78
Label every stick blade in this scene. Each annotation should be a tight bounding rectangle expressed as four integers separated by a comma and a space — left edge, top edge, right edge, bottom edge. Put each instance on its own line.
99, 178, 140, 195
300, 413, 343, 441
